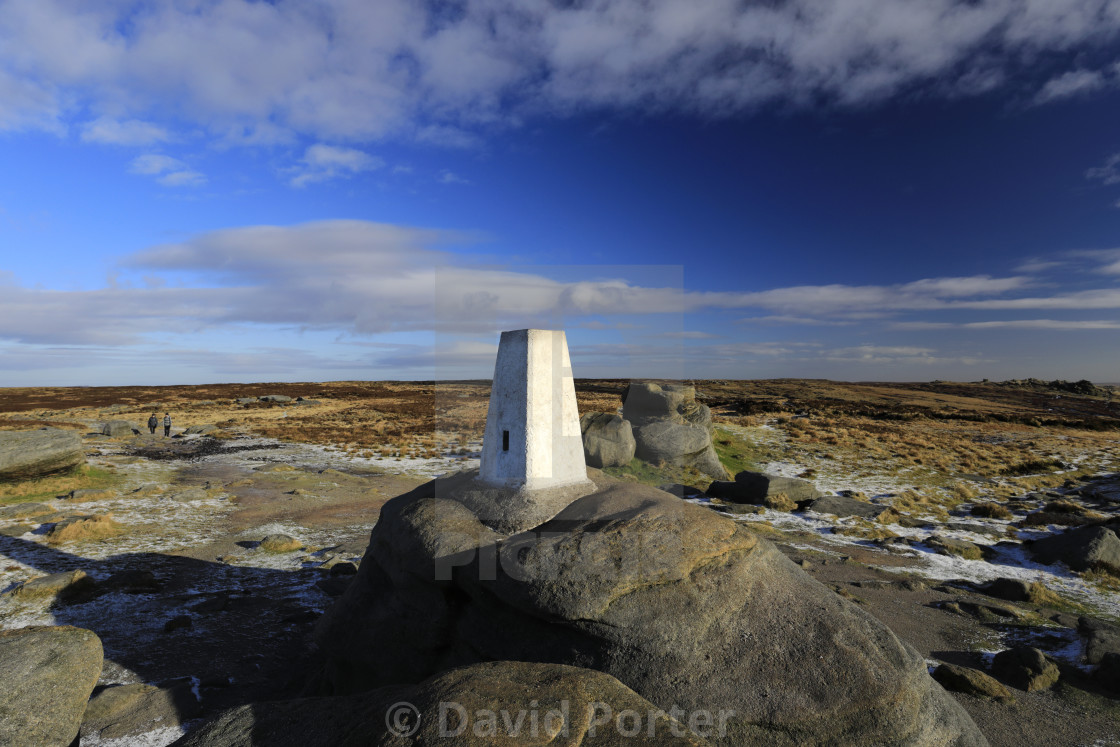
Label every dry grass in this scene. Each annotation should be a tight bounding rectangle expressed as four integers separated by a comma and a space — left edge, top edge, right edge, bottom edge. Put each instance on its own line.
0, 378, 1116, 491
0, 465, 119, 505
46, 513, 124, 544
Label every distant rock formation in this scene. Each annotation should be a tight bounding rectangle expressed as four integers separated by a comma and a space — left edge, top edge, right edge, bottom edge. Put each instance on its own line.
0, 428, 84, 481
101, 420, 135, 437
310, 469, 987, 746
580, 382, 728, 480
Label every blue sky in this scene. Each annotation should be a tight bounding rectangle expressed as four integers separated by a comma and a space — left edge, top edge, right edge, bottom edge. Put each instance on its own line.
2, 0, 1120, 386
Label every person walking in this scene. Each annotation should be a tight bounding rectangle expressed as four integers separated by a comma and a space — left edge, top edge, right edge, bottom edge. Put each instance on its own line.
163, 413, 172, 437
147, 413, 158, 434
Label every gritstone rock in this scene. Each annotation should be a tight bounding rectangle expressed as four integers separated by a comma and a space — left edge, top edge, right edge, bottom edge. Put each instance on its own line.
579, 413, 636, 468
0, 626, 103, 746
82, 682, 200, 742
932, 664, 1013, 700
991, 647, 1060, 691
1029, 524, 1120, 573
312, 473, 987, 746
0, 428, 84, 481
101, 420, 134, 438
633, 421, 728, 480
708, 471, 822, 506
174, 661, 709, 746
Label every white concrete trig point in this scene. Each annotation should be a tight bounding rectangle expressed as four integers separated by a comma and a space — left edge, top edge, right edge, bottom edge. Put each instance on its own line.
480, 329, 589, 490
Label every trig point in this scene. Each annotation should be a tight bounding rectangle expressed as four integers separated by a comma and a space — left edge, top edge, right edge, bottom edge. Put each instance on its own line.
480, 329, 588, 490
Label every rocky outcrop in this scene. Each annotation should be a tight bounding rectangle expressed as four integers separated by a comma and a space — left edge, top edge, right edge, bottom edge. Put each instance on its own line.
579, 413, 635, 468
313, 473, 987, 746
1029, 524, 1120, 573
176, 661, 707, 746
805, 495, 897, 521
0, 428, 84, 481
633, 421, 727, 479
0, 626, 103, 746
101, 420, 135, 437
620, 382, 728, 480
5, 569, 96, 602
991, 647, 1060, 691
708, 471, 822, 508
82, 682, 200, 743
932, 664, 1013, 700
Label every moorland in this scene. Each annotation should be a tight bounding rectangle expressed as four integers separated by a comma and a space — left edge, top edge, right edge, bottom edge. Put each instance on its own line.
1, 377, 1119, 745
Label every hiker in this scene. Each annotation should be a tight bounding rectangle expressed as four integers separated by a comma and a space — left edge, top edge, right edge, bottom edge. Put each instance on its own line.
163, 413, 172, 437
147, 413, 158, 434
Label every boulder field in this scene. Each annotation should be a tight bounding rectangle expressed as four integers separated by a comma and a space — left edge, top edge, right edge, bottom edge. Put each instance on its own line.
309, 469, 987, 746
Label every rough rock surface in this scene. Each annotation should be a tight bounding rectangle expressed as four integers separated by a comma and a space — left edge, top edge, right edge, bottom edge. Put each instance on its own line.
314, 476, 987, 746
0, 501, 55, 519
1030, 524, 1120, 573
932, 664, 1013, 700
175, 661, 708, 746
579, 413, 636, 468
0, 428, 84, 481
708, 471, 822, 506
0, 626, 103, 746
805, 495, 896, 521
1079, 617, 1120, 665
991, 647, 1060, 691
926, 535, 985, 561
82, 682, 200, 742
428, 469, 595, 535
633, 421, 728, 480
979, 578, 1061, 606
621, 382, 695, 426
6, 569, 96, 602
101, 420, 135, 437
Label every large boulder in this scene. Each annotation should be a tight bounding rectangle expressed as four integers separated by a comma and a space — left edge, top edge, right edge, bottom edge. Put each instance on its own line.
991, 647, 1060, 691
0, 429, 84, 481
1029, 524, 1120, 573
579, 413, 636, 468
633, 421, 728, 480
0, 626, 103, 746
805, 495, 897, 522
101, 420, 134, 438
314, 475, 987, 746
622, 382, 695, 426
176, 661, 707, 746
82, 682, 200, 743
708, 471, 822, 506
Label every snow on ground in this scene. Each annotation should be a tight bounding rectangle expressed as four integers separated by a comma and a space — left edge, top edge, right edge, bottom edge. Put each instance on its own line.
701, 500, 1120, 619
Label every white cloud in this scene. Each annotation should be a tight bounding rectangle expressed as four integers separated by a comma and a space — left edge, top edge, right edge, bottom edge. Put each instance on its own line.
893, 319, 1120, 330
1087, 153, 1120, 185
437, 170, 470, 185
2, 1, 1120, 142
81, 117, 171, 145
659, 331, 719, 339
1, 220, 1117, 355
1033, 68, 1109, 104
289, 144, 383, 187
128, 153, 206, 187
